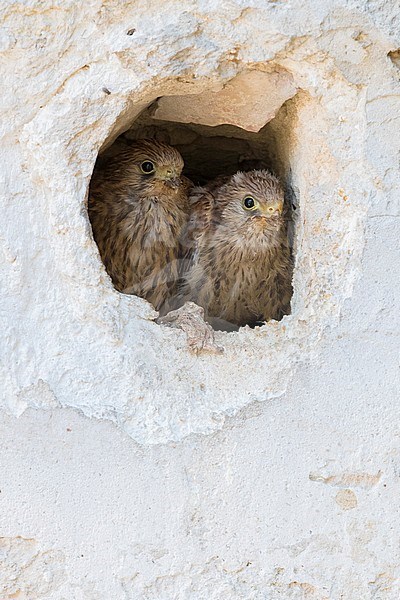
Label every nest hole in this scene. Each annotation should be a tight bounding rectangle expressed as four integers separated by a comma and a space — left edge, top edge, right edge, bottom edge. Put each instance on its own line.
90, 91, 300, 331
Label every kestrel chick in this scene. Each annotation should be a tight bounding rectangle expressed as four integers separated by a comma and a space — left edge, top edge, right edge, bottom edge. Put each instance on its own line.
88, 139, 190, 313
180, 170, 293, 328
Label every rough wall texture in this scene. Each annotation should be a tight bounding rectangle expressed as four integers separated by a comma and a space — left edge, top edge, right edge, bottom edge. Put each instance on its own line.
0, 0, 399, 598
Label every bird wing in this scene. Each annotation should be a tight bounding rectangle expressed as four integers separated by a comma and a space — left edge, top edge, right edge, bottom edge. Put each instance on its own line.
181, 173, 234, 261
181, 185, 215, 262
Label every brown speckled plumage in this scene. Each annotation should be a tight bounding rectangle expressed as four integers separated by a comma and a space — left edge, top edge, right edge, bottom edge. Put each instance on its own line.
88, 139, 191, 313
180, 170, 293, 327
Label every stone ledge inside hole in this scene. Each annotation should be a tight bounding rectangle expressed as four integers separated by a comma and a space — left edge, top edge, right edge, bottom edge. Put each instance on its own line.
152, 69, 297, 132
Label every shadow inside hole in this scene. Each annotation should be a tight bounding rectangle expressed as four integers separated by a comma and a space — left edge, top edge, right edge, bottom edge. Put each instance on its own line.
91, 96, 299, 331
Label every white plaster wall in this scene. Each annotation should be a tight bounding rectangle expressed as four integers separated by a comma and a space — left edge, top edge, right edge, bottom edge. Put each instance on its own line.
0, 0, 399, 598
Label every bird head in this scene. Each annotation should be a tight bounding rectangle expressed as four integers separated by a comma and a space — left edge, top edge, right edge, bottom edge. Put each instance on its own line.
126, 139, 185, 196
218, 170, 285, 238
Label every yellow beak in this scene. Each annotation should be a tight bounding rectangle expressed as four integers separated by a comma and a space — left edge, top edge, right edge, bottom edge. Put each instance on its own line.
158, 166, 181, 189
259, 203, 283, 216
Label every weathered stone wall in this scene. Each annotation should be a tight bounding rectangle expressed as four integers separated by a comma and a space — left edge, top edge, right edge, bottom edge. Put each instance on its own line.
0, 0, 399, 598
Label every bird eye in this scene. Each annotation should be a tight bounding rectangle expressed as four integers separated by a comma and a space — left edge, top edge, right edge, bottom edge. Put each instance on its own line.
140, 160, 155, 174
268, 206, 275, 213
242, 196, 257, 210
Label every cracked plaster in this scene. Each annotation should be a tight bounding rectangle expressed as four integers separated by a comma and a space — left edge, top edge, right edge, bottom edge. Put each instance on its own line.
0, 1, 399, 597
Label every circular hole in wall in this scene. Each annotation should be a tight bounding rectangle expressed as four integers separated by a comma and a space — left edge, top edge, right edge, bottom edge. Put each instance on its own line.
88, 81, 299, 331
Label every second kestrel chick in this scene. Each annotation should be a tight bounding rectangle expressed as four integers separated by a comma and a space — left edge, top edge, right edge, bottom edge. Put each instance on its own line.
88, 139, 191, 313
180, 170, 293, 328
